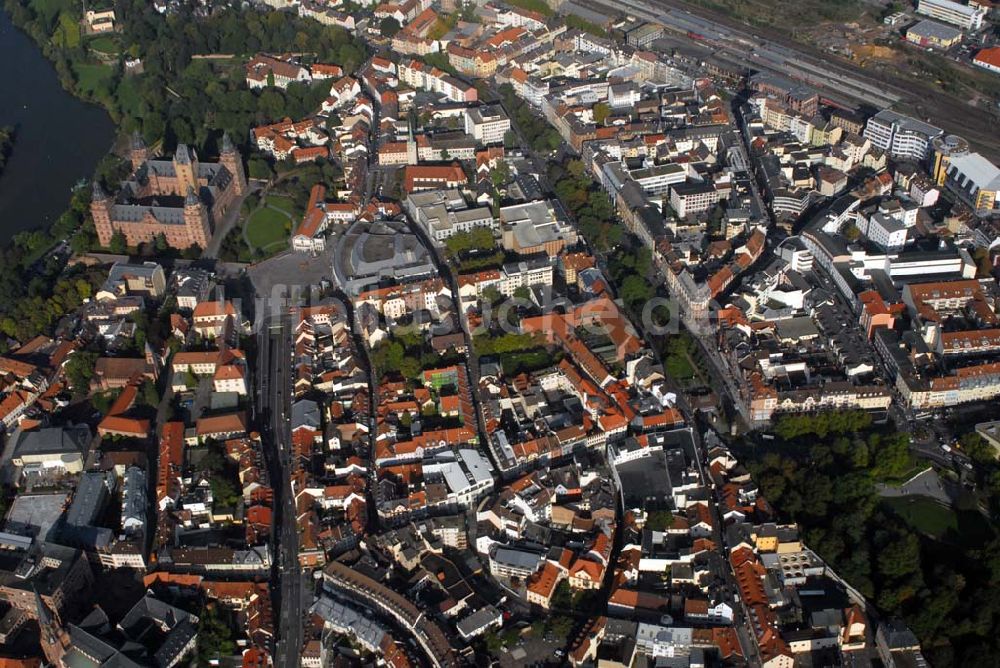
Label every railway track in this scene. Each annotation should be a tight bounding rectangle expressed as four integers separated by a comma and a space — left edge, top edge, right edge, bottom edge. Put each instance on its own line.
575, 0, 1000, 160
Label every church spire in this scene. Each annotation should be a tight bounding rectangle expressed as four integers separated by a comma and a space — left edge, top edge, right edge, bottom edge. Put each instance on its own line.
34, 586, 52, 629
131, 129, 146, 151
175, 143, 192, 164
92, 181, 108, 201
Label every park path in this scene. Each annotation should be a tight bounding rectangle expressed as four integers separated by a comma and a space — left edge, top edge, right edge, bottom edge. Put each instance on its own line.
875, 468, 953, 505
204, 184, 259, 259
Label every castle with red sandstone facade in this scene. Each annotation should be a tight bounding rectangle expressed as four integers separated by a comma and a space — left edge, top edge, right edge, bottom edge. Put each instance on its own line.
91, 132, 247, 250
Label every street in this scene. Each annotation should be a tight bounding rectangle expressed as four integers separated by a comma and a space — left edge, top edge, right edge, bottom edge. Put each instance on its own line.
254, 309, 304, 668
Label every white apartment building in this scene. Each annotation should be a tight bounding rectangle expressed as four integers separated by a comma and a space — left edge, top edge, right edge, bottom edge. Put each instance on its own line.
499, 258, 553, 297
609, 83, 641, 109
405, 189, 497, 242
423, 449, 495, 509
489, 545, 544, 579
514, 74, 548, 107
864, 110, 943, 162
464, 105, 511, 145
916, 0, 987, 30
670, 181, 720, 218
771, 188, 813, 218
630, 163, 687, 197
859, 212, 908, 252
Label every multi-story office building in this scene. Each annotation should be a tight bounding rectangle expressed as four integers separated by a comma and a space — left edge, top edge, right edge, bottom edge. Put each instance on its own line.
943, 152, 1000, 216
863, 110, 943, 162
669, 181, 720, 218
916, 0, 987, 30
464, 105, 511, 145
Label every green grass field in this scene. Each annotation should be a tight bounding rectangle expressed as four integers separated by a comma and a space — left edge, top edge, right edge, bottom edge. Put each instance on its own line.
883, 496, 957, 538
264, 194, 298, 217
73, 63, 114, 97
115, 76, 142, 118
245, 207, 289, 251
883, 496, 994, 547
88, 35, 119, 54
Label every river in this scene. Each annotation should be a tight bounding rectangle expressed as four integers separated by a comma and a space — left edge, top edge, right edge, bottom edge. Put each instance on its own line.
0, 9, 116, 243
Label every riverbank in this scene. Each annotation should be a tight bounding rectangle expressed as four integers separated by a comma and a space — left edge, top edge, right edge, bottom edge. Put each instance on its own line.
0, 0, 368, 346
0, 8, 117, 244
0, 126, 13, 178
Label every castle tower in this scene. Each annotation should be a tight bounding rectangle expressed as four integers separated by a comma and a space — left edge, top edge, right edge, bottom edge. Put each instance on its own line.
184, 187, 211, 250
173, 144, 200, 197
35, 587, 70, 667
130, 130, 150, 171
406, 122, 418, 166
91, 181, 115, 248
220, 133, 247, 196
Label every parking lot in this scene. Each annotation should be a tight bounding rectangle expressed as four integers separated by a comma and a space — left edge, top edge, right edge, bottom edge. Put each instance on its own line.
495, 628, 568, 668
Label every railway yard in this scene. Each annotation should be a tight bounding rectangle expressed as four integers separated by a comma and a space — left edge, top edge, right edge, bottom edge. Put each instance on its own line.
579, 0, 1000, 161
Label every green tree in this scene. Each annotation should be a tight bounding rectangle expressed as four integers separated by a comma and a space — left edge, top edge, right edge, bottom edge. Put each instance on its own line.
210, 477, 240, 507
380, 16, 401, 37
65, 351, 98, 397
141, 380, 159, 407
645, 509, 674, 531
109, 230, 127, 254
444, 227, 495, 258
548, 615, 574, 640
197, 605, 236, 663
154, 233, 168, 252
592, 102, 610, 124
481, 286, 502, 306
959, 432, 996, 463
399, 356, 421, 380
620, 274, 653, 309
248, 156, 273, 180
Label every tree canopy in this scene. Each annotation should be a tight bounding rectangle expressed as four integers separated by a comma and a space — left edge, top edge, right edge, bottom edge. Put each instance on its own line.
747, 413, 1000, 666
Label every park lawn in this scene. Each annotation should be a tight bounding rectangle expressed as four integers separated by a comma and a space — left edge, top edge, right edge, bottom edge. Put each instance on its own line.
115, 76, 143, 118
665, 352, 697, 381
882, 496, 957, 539
264, 194, 299, 217
88, 35, 119, 54
884, 495, 995, 548
245, 207, 289, 251
73, 63, 114, 97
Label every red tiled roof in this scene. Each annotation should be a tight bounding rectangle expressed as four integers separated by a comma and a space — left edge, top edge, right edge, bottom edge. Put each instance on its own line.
197, 412, 248, 437
526, 561, 561, 599
98, 415, 151, 437
974, 46, 1000, 69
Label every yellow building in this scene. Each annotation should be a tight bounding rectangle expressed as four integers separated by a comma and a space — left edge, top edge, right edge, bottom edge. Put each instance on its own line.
906, 19, 963, 49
